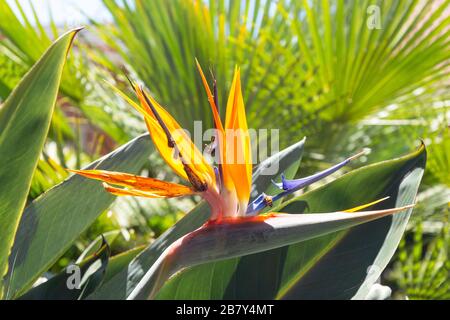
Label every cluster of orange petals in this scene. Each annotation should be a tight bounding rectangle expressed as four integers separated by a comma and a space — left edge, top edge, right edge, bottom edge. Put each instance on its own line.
71, 62, 253, 220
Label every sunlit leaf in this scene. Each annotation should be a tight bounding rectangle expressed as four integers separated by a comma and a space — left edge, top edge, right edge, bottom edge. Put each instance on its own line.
19, 237, 110, 300
156, 145, 425, 299
0, 29, 79, 296
4, 134, 153, 299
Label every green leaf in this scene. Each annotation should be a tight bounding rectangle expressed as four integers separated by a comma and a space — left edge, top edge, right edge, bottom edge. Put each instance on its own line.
0, 0, 131, 145
19, 237, 110, 300
104, 246, 145, 283
4, 133, 153, 299
0, 29, 80, 296
131, 205, 413, 300
88, 138, 305, 299
155, 145, 426, 299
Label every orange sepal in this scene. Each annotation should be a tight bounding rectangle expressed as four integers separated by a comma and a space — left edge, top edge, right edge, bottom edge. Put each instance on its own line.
102, 183, 192, 198
68, 169, 194, 198
223, 68, 252, 209
195, 61, 235, 194
132, 86, 215, 187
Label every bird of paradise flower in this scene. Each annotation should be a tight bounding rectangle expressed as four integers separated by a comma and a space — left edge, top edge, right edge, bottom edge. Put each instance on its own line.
69, 61, 414, 299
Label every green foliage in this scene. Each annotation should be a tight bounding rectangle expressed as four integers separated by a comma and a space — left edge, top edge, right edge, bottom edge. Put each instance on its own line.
4, 134, 152, 299
18, 237, 111, 300
0, 29, 79, 297
29, 156, 68, 200
0, 0, 130, 144
0, 46, 27, 99
0, 0, 445, 300
96, 0, 450, 154
156, 144, 425, 299
95, 0, 337, 138
428, 125, 450, 188
390, 210, 449, 300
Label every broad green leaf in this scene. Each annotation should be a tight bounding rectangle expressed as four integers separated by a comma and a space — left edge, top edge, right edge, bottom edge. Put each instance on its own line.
131, 206, 412, 299
88, 138, 305, 299
104, 246, 145, 283
0, 29, 79, 295
156, 145, 426, 299
4, 133, 153, 299
19, 237, 110, 300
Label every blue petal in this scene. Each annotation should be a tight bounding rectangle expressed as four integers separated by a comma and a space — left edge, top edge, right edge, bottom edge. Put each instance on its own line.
246, 151, 366, 215
279, 157, 351, 192
246, 193, 268, 215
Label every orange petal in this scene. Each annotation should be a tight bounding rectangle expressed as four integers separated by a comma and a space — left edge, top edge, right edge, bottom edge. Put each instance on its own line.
69, 169, 194, 197
195, 60, 235, 194
131, 84, 215, 187
108, 82, 192, 181
195, 59, 224, 132
224, 68, 239, 130
102, 183, 192, 198
224, 68, 252, 210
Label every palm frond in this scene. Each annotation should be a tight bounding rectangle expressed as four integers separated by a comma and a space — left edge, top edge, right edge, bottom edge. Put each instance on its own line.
390, 210, 449, 300
94, 1, 449, 145
0, 0, 131, 144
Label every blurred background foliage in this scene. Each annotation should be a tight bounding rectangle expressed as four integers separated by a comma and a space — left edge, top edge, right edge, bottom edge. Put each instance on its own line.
0, 0, 448, 299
